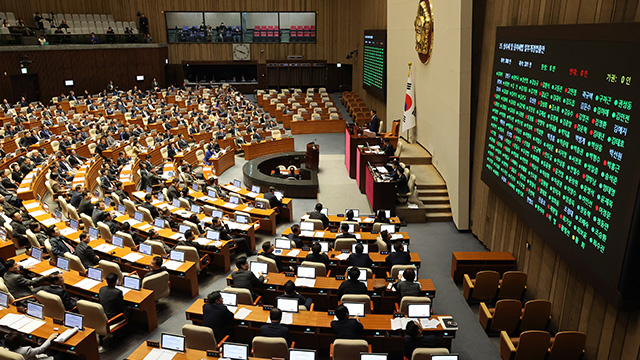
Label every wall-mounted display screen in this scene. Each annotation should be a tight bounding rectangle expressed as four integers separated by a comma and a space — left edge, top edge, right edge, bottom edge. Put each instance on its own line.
363, 30, 386, 100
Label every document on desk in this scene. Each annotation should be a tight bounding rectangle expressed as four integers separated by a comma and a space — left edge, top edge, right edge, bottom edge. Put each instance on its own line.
18, 257, 40, 268
300, 231, 315, 237
41, 217, 59, 227
390, 317, 412, 330
335, 253, 350, 261
123, 219, 141, 226
226, 306, 238, 314
281, 312, 293, 325
60, 227, 77, 236
200, 216, 213, 224
243, 205, 254, 211
294, 278, 316, 288
74, 277, 101, 290
300, 214, 310, 220
223, 202, 238, 209
170, 233, 183, 240
138, 224, 153, 231
376, 166, 389, 174
163, 260, 183, 270
287, 249, 301, 257
94, 244, 117, 253
143, 348, 177, 360
40, 268, 61, 276
115, 286, 131, 295
362, 217, 375, 223
234, 307, 252, 320
355, 234, 361, 239
29, 210, 46, 217
194, 238, 212, 246
151, 199, 162, 205
314, 231, 325, 237
246, 191, 258, 198
122, 252, 144, 263
420, 318, 441, 329
24, 202, 40, 210
391, 234, 404, 240
0, 313, 46, 334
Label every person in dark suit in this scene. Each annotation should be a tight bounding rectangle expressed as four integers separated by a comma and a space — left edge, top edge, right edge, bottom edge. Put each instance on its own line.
69, 186, 83, 208
141, 194, 160, 218
368, 110, 380, 133
167, 179, 181, 201
3, 259, 46, 300
75, 232, 99, 268
99, 169, 115, 193
41, 272, 77, 310
304, 242, 329, 266
308, 203, 329, 229
385, 161, 401, 182
260, 241, 291, 272
336, 223, 356, 239
337, 266, 368, 299
264, 186, 282, 208
203, 291, 235, 341
259, 308, 291, 344
91, 201, 107, 226
374, 210, 390, 224
381, 138, 395, 157
177, 133, 188, 149
348, 243, 373, 268
77, 191, 95, 217
49, 228, 76, 258
9, 211, 29, 247
330, 304, 364, 339
230, 257, 264, 297
144, 256, 167, 279
277, 280, 312, 310
386, 242, 412, 267
287, 224, 304, 248
393, 268, 421, 297
176, 230, 218, 257
403, 320, 441, 359
114, 181, 130, 201
396, 167, 410, 195
99, 273, 131, 320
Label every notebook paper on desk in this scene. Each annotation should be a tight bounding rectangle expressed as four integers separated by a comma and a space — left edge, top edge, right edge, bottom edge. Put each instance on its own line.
420, 318, 440, 329
74, 277, 101, 290
29, 210, 46, 217
94, 244, 117, 253
300, 231, 315, 237
41, 218, 59, 227
314, 231, 325, 237
287, 249, 301, 257
18, 257, 40, 268
164, 260, 182, 270
0, 313, 46, 334
122, 253, 144, 263
234, 307, 252, 320
24, 202, 39, 210
294, 278, 316, 288
335, 253, 350, 261
143, 348, 177, 360
115, 286, 131, 295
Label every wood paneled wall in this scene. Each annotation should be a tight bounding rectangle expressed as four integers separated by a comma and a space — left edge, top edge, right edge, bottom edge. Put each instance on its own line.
0, 46, 167, 102
470, 1, 640, 359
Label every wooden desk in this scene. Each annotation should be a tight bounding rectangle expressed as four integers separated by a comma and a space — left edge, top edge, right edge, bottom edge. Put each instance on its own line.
242, 137, 295, 161
281, 228, 410, 245
356, 147, 388, 193
345, 129, 381, 179
365, 164, 397, 216
127, 344, 269, 360
290, 119, 345, 135
210, 150, 235, 176
221, 183, 294, 222
185, 302, 456, 358
451, 251, 517, 283
323, 214, 401, 229
0, 305, 100, 360
0, 240, 15, 261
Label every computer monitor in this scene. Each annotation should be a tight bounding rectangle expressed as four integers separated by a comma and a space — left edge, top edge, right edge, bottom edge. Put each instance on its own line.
290, 349, 316, 360
319, 241, 329, 253
94, 190, 100, 198
118, 204, 126, 214
30, 247, 42, 261
190, 204, 200, 213
347, 224, 355, 234
398, 269, 418, 281
343, 302, 366, 317
233, 179, 242, 188
206, 230, 220, 241
123, 275, 141, 291
351, 243, 369, 254
57, 257, 70, 271
407, 304, 431, 319
320, 208, 328, 216
157, 193, 164, 202
70, 219, 79, 230
88, 227, 99, 240
276, 297, 299, 313
208, 189, 217, 198
380, 224, 395, 234
222, 342, 249, 360
346, 209, 360, 217
212, 210, 223, 218
146, 186, 152, 194
220, 292, 237, 306
64, 311, 84, 330
139, 243, 152, 255
254, 201, 266, 209
154, 218, 165, 228
357, 269, 367, 281
360, 353, 388, 360
87, 267, 102, 281
26, 302, 44, 319
192, 183, 198, 191
54, 210, 62, 220
134, 211, 144, 222
170, 250, 185, 262
230, 195, 240, 204
391, 244, 409, 252
161, 333, 186, 353
104, 197, 111, 207
430, 356, 459, 360
251, 185, 261, 193
0, 291, 8, 308
274, 191, 283, 199
297, 266, 316, 279
112, 235, 123, 248
300, 222, 315, 231
383, 210, 391, 218
178, 224, 190, 234
275, 238, 291, 250
235, 214, 248, 224
172, 199, 181, 207
249, 261, 268, 277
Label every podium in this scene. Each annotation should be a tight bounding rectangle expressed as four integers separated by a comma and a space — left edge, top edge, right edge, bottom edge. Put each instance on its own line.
305, 142, 320, 170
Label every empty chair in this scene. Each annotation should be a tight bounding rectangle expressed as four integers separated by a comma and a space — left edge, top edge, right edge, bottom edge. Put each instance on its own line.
547, 331, 586, 360
479, 299, 523, 334
499, 330, 550, 360
300, 261, 328, 277
398, 296, 431, 314
80, 213, 95, 229
145, 136, 154, 147
137, 206, 154, 224
410, 348, 450, 360
255, 197, 271, 209
340, 294, 372, 314
182, 324, 227, 351
77, 299, 128, 341
66, 203, 80, 221
334, 238, 357, 251
115, 231, 137, 249
97, 222, 113, 242
175, 245, 209, 273
497, 271, 527, 300
122, 199, 137, 217
35, 290, 68, 319
24, 230, 41, 250
98, 260, 124, 284
463, 270, 500, 302
252, 336, 289, 359
145, 240, 168, 255
65, 252, 86, 273
256, 256, 278, 273
44, 239, 56, 261
222, 286, 260, 305
330, 339, 370, 360
182, 220, 201, 236
142, 271, 170, 300
311, 113, 322, 120
518, 300, 552, 332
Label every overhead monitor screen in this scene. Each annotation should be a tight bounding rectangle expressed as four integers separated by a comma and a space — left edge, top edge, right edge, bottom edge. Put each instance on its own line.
363, 30, 386, 100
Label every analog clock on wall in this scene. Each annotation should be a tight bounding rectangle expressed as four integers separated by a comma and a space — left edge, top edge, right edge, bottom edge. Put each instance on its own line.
233, 44, 251, 61
414, 0, 434, 64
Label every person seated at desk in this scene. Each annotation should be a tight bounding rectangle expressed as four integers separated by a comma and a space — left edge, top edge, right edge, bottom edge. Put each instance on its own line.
75, 232, 100, 268
331, 304, 364, 340
69, 185, 83, 208
3, 259, 46, 301
40, 272, 77, 311
231, 256, 264, 297
260, 308, 291, 345
144, 256, 167, 279
10, 211, 30, 247
177, 133, 188, 149
11, 163, 23, 184
404, 320, 441, 359
304, 242, 329, 266
176, 230, 218, 259
49, 173, 69, 197
374, 209, 390, 224
203, 144, 216, 166
28, 222, 48, 246
166, 178, 181, 201
345, 209, 357, 222
386, 242, 412, 267
78, 191, 95, 217
141, 193, 160, 218
348, 243, 373, 268
288, 224, 304, 248
309, 203, 329, 229
381, 138, 395, 157
392, 267, 421, 297
99, 272, 131, 322
251, 131, 263, 142
49, 229, 76, 258
384, 161, 401, 182
91, 201, 108, 226
395, 166, 410, 196
114, 181, 130, 201
4, 330, 62, 360
264, 186, 282, 208
260, 241, 291, 272
336, 223, 356, 239
337, 267, 368, 299
0, 169, 18, 191
203, 291, 235, 342
211, 217, 254, 256
67, 149, 86, 167
277, 280, 312, 310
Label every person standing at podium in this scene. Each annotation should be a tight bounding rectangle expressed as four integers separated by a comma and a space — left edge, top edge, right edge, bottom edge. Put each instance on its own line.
369, 110, 380, 133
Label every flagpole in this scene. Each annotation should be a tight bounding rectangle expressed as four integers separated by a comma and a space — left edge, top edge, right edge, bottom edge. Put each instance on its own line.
407, 62, 413, 143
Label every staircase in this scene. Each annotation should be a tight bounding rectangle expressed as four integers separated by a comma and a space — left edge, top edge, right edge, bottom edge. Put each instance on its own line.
394, 139, 453, 223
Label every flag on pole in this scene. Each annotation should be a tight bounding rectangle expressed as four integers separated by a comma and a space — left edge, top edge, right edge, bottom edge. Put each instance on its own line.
402, 70, 416, 133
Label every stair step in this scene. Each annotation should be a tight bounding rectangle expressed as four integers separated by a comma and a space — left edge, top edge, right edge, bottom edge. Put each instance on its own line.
399, 157, 432, 165
416, 183, 447, 190
420, 196, 450, 205
418, 189, 449, 197
426, 212, 453, 222
424, 204, 451, 213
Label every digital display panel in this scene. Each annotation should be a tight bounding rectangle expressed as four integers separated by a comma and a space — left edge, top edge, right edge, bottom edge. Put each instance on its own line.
481, 24, 640, 303
363, 30, 386, 100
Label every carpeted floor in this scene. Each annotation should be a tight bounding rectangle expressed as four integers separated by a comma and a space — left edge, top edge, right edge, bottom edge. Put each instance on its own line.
97, 94, 500, 360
